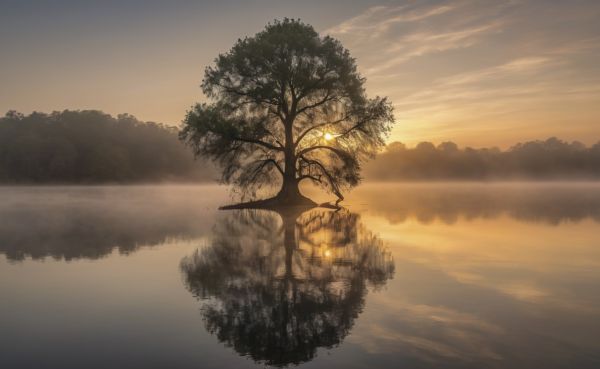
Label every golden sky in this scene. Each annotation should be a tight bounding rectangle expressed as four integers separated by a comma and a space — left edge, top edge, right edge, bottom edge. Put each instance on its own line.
1, 0, 599, 148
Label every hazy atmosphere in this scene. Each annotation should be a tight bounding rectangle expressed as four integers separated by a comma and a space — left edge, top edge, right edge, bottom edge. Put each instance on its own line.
2, 0, 600, 147
2, 1, 600, 369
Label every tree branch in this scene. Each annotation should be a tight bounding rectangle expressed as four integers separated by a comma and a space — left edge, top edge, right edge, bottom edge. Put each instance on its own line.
298, 155, 344, 200
295, 92, 335, 116
215, 82, 278, 107
263, 128, 285, 148
294, 115, 351, 148
297, 145, 349, 159
246, 158, 283, 184
267, 107, 286, 125
298, 174, 322, 182
235, 137, 284, 151
263, 158, 284, 176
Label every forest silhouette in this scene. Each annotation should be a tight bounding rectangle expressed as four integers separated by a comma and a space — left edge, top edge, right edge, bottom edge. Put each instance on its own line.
0, 110, 216, 183
2, 110, 600, 183
365, 139, 600, 180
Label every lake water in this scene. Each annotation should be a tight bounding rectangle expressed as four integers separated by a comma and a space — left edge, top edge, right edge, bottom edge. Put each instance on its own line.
1, 183, 600, 369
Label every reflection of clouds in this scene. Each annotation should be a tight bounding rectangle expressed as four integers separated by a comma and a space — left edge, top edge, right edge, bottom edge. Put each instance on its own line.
493, 282, 549, 302
369, 214, 600, 310
351, 302, 503, 362
341, 184, 600, 366
348, 251, 600, 367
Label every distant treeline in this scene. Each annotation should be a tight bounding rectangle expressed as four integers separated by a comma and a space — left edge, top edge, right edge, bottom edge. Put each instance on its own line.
0, 110, 216, 183
2, 110, 600, 183
364, 139, 600, 180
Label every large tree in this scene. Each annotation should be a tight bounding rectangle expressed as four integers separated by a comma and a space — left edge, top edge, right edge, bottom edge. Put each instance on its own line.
180, 18, 394, 205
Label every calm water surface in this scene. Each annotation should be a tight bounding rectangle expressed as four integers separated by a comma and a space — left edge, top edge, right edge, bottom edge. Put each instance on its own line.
1, 184, 600, 368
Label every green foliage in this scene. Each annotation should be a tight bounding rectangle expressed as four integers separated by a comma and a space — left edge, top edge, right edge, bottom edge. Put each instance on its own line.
180, 18, 394, 200
0, 110, 216, 183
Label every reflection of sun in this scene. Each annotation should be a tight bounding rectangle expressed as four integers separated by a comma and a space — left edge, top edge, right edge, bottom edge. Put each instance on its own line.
324, 249, 332, 258
324, 132, 334, 141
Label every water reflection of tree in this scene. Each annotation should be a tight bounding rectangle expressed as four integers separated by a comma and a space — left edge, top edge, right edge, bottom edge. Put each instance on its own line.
181, 208, 394, 367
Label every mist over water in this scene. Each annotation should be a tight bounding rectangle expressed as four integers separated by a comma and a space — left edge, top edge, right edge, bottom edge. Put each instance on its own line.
345, 182, 600, 224
0, 185, 227, 261
1, 183, 599, 368
3, 1, 600, 368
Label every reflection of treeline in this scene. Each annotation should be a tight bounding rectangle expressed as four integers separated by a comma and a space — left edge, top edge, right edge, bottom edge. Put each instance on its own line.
0, 186, 221, 261
351, 184, 600, 225
365, 139, 600, 180
0, 110, 216, 183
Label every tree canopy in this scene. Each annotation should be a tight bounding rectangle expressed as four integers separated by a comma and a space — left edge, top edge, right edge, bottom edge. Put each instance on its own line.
180, 18, 394, 204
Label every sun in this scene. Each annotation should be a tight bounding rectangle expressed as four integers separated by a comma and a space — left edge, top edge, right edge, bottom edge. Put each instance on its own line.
323, 132, 334, 141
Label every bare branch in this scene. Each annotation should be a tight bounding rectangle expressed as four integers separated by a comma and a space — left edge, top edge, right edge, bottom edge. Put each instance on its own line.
298, 155, 344, 200
297, 145, 349, 159
235, 137, 284, 151
295, 92, 335, 116
262, 158, 284, 176
298, 174, 322, 182
263, 128, 285, 148
294, 115, 351, 148
215, 82, 278, 107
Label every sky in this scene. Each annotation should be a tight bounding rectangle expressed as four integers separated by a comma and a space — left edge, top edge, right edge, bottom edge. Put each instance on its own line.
1, 0, 599, 148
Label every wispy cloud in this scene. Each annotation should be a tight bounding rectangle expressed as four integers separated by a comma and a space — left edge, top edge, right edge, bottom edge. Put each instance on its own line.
325, 4, 457, 37
366, 22, 504, 74
421, 56, 557, 90
394, 52, 596, 122
325, 0, 600, 147
327, 1, 512, 74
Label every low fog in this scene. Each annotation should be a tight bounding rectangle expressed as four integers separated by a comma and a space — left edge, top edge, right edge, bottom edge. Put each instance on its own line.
0, 186, 226, 261
2, 183, 600, 262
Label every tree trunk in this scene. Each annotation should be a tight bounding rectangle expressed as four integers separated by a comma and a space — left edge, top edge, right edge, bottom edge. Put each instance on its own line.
277, 168, 313, 205
277, 175, 302, 202
275, 117, 314, 205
